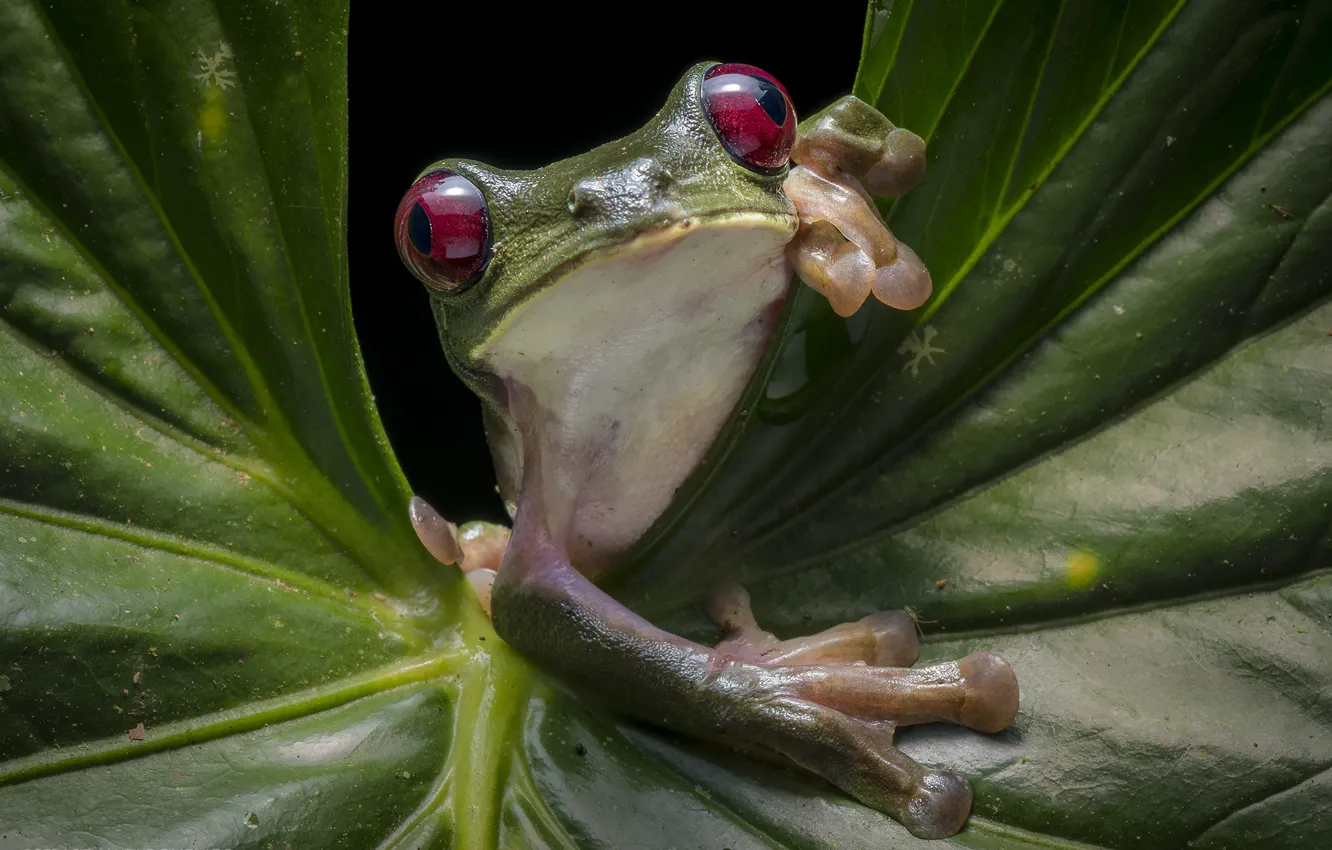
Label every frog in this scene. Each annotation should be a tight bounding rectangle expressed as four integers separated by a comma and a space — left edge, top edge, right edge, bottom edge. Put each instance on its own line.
394, 62, 1018, 840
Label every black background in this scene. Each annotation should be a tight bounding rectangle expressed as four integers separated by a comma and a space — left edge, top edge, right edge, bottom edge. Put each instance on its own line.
348, 6, 865, 523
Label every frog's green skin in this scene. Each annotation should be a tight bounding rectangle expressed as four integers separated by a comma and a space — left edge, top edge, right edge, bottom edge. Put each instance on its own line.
408, 62, 1017, 840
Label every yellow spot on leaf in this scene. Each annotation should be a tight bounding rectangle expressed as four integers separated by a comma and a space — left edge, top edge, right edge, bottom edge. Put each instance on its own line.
200, 98, 227, 143
1065, 550, 1100, 588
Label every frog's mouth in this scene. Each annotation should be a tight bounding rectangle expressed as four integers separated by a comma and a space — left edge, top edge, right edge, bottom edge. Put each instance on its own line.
475, 211, 797, 574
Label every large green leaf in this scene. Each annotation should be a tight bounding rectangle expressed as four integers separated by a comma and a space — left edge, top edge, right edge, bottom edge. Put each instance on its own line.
1, 2, 1329, 849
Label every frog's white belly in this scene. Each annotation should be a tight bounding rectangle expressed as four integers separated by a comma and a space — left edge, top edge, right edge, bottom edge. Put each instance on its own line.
480, 215, 795, 575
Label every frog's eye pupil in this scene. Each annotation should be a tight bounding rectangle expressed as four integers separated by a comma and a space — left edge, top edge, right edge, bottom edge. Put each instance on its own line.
702, 63, 797, 173
755, 82, 787, 126
407, 202, 432, 256
394, 170, 491, 293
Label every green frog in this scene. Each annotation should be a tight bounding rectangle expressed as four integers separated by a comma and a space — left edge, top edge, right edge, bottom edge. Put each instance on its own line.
395, 62, 1018, 840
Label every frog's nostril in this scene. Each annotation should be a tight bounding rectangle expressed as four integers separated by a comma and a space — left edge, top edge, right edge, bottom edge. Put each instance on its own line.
567, 185, 595, 217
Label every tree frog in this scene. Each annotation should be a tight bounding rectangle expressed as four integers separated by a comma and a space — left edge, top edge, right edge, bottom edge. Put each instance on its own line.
395, 62, 1018, 840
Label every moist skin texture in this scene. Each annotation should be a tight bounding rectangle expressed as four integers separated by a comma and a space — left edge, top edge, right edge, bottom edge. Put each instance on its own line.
477, 215, 794, 574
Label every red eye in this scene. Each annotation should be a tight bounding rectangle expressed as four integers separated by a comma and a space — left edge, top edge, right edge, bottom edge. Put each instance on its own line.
395, 170, 491, 292
702, 63, 796, 172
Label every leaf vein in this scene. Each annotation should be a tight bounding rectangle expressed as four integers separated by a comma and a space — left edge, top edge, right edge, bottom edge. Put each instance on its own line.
25, 0, 284, 434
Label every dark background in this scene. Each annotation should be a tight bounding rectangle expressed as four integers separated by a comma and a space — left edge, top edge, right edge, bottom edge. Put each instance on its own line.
348, 6, 865, 523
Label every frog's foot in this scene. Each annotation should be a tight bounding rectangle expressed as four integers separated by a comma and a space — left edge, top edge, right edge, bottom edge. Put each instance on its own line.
707, 581, 919, 667
493, 498, 1019, 838
784, 96, 932, 316
409, 495, 510, 615
700, 580, 1016, 836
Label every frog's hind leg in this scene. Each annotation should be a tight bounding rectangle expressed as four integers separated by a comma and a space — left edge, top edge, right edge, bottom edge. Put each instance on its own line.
707, 581, 919, 667
495, 516, 1017, 838
492, 456, 1016, 838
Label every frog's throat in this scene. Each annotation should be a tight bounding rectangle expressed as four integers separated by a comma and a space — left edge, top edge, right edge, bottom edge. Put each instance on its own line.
476, 214, 797, 575
477, 211, 798, 348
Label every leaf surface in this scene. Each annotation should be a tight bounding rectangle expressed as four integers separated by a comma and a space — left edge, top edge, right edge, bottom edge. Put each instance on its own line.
1, 1, 1329, 848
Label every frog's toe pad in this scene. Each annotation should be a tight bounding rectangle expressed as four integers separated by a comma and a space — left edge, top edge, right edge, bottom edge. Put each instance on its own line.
752, 692, 976, 839
865, 127, 927, 197
408, 496, 511, 617
873, 241, 932, 311
901, 769, 973, 839
958, 650, 1021, 734
409, 496, 463, 566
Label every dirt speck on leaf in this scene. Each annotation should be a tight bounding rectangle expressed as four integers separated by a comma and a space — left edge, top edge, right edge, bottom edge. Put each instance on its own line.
128, 723, 145, 742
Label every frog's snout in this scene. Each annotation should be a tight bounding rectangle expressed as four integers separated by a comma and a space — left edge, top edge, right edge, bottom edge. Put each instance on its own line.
567, 156, 679, 223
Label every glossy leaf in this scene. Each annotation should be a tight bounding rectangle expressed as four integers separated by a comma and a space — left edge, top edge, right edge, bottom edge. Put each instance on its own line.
1, 1, 1330, 849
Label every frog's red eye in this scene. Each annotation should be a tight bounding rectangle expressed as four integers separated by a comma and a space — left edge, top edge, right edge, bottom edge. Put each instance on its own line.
702, 63, 796, 172
395, 169, 491, 292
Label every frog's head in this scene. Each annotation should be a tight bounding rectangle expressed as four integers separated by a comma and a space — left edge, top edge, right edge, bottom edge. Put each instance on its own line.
393, 61, 799, 399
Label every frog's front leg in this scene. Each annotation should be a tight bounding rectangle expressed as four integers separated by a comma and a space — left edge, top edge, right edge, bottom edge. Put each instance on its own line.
784, 96, 933, 314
